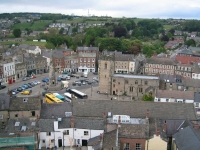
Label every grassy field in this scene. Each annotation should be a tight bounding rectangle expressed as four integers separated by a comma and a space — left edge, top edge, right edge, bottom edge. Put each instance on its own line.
0, 41, 46, 46
11, 20, 51, 31
163, 25, 174, 30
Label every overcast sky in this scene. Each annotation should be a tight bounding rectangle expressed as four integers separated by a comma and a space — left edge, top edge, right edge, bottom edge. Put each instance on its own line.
0, 0, 200, 19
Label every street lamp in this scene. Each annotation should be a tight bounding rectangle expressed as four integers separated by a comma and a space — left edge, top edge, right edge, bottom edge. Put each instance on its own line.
91, 84, 93, 96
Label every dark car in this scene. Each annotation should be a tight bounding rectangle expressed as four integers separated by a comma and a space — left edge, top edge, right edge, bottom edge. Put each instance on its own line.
24, 84, 32, 88
0, 85, 6, 90
12, 89, 19, 95
17, 87, 23, 92
88, 81, 92, 85
42, 91, 51, 96
57, 77, 62, 82
66, 87, 71, 92
93, 72, 98, 75
72, 82, 76, 86
22, 77, 28, 81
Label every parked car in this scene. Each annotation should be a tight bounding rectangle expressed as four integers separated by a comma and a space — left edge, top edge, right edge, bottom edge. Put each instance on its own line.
28, 82, 35, 87
57, 77, 62, 81
77, 82, 81, 86
12, 89, 19, 95
0, 85, 6, 90
42, 77, 49, 82
62, 71, 68, 74
17, 87, 23, 92
31, 75, 36, 79
42, 91, 51, 96
22, 77, 28, 81
82, 81, 86, 85
22, 84, 29, 89
93, 72, 98, 75
21, 90, 31, 95
32, 81, 38, 85
24, 84, 32, 88
88, 81, 92, 85
72, 82, 76, 86
66, 87, 71, 92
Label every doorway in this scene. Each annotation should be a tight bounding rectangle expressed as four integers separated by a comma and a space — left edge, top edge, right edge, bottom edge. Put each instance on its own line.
113, 91, 115, 95
82, 139, 87, 146
58, 139, 62, 147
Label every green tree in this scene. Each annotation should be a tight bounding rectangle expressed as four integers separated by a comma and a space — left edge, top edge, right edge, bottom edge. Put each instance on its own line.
59, 28, 64, 34
13, 28, 21, 37
186, 39, 196, 47
142, 94, 154, 101
45, 42, 55, 49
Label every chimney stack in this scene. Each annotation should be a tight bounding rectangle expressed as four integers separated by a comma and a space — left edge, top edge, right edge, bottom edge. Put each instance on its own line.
146, 109, 149, 119
193, 122, 200, 131
99, 133, 103, 141
156, 129, 160, 136
70, 116, 74, 128
163, 120, 167, 132
118, 116, 121, 125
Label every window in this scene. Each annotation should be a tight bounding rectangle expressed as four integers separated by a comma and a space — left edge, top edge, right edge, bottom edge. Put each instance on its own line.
46, 132, 51, 136
84, 131, 89, 136
105, 63, 107, 69
31, 111, 35, 116
0, 115, 3, 119
84, 58, 86, 62
88, 58, 90, 62
87, 64, 90, 67
166, 99, 169, 102
139, 88, 143, 93
136, 143, 141, 150
15, 114, 18, 118
158, 98, 160, 102
63, 130, 69, 135
125, 80, 128, 84
124, 143, 130, 150
92, 59, 95, 62
135, 80, 138, 84
80, 58, 82, 62
130, 87, 133, 92
145, 81, 148, 85
113, 84, 115, 87
42, 140, 45, 143
92, 64, 95, 67
113, 79, 116, 82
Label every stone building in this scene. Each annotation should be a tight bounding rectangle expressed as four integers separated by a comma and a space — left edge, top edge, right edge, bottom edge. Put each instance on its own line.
35, 56, 47, 74
64, 54, 78, 72
15, 62, 27, 79
53, 51, 65, 73
144, 57, 176, 75
159, 74, 182, 90
24, 55, 36, 75
78, 52, 96, 72
111, 74, 159, 100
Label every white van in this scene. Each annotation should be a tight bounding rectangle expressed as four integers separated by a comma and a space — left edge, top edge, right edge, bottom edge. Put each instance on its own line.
67, 76, 71, 80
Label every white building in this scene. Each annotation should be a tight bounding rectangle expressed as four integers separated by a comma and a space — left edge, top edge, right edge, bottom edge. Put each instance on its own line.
38, 117, 104, 149
154, 90, 194, 103
27, 46, 41, 55
0, 61, 15, 84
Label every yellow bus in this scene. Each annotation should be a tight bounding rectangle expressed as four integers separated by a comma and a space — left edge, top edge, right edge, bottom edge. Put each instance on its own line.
45, 93, 63, 103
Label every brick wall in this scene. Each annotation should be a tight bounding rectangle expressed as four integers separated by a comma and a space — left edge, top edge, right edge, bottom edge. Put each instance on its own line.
119, 138, 146, 150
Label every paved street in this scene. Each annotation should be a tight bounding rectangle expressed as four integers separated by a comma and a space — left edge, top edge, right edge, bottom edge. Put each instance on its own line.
0, 72, 132, 101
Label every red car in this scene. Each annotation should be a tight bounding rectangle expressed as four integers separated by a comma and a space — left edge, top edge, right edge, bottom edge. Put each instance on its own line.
31, 75, 36, 78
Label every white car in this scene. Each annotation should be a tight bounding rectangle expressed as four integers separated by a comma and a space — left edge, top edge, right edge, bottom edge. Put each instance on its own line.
82, 81, 86, 85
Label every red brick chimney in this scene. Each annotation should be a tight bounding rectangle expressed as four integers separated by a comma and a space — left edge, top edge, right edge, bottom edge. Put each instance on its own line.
163, 120, 167, 132
193, 122, 200, 131
156, 129, 160, 136
103, 112, 106, 118
70, 116, 74, 128
146, 109, 149, 119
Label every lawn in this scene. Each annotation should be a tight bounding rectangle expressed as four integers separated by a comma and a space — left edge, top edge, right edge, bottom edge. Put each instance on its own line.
163, 25, 174, 30
11, 20, 51, 31
0, 41, 46, 46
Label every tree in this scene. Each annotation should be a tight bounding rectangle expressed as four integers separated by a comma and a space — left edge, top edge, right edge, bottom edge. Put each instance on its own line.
186, 39, 196, 47
128, 45, 141, 55
59, 28, 64, 35
45, 42, 55, 49
13, 28, 21, 37
142, 94, 154, 101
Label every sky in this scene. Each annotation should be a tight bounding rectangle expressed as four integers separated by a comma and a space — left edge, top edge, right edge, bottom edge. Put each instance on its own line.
0, 0, 200, 19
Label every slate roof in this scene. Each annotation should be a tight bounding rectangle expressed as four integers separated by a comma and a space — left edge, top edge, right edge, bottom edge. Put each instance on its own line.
113, 74, 159, 80
4, 118, 39, 133
74, 117, 104, 130
18, 44, 29, 49
177, 49, 194, 55
88, 135, 101, 146
28, 46, 37, 50
78, 52, 96, 57
77, 46, 99, 51
194, 92, 200, 102
53, 51, 64, 58
58, 118, 71, 128
9, 97, 41, 111
115, 53, 134, 61
0, 93, 10, 110
182, 78, 200, 88
38, 119, 56, 132
102, 129, 117, 149
40, 103, 72, 119
145, 57, 176, 65
159, 74, 177, 83
73, 100, 197, 120
119, 124, 148, 138
156, 90, 194, 100
173, 126, 200, 150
